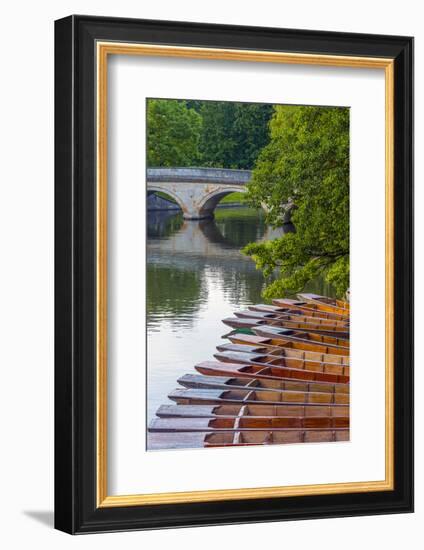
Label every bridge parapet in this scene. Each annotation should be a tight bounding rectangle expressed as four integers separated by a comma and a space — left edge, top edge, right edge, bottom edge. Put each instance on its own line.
147, 167, 252, 185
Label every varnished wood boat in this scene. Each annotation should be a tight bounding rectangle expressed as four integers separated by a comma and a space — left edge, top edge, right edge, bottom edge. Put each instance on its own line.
214, 349, 350, 378
204, 429, 349, 446
195, 360, 349, 385
149, 415, 349, 432
236, 312, 349, 338
148, 429, 350, 449
249, 303, 350, 323
169, 386, 349, 406
223, 316, 350, 339
272, 298, 348, 321
252, 326, 349, 353
225, 334, 350, 365
236, 308, 349, 329
178, 373, 349, 396
156, 403, 350, 418
298, 293, 350, 311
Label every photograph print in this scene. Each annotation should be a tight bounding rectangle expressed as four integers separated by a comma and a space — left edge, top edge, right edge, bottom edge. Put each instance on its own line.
146, 98, 350, 451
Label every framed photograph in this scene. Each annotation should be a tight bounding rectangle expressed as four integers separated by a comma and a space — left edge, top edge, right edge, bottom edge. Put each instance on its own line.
54, 15, 413, 533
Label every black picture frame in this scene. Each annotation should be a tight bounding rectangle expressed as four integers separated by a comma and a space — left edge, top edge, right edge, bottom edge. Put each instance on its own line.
55, 15, 414, 534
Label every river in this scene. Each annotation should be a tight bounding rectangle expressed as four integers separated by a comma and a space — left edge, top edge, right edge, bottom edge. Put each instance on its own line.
146, 206, 335, 447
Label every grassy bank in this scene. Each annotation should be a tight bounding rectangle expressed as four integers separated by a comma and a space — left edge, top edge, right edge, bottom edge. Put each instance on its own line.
218, 192, 248, 204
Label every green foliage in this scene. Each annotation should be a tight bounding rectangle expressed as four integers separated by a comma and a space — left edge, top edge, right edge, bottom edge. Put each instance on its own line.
147, 99, 273, 170
243, 105, 350, 298
199, 102, 273, 169
147, 99, 202, 167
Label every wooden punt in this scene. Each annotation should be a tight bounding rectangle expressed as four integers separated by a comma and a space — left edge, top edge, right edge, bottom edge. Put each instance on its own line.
156, 403, 350, 418
235, 309, 349, 329
178, 373, 349, 396
298, 293, 350, 311
225, 334, 350, 365
169, 386, 349, 406
235, 313, 349, 338
148, 429, 350, 449
249, 303, 350, 323
204, 429, 349, 446
272, 299, 348, 321
149, 415, 349, 432
223, 316, 350, 339
214, 350, 350, 378
195, 360, 349, 385
252, 326, 350, 353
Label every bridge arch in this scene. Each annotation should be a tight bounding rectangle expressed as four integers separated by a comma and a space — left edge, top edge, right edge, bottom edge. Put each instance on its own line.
197, 187, 248, 218
147, 185, 185, 213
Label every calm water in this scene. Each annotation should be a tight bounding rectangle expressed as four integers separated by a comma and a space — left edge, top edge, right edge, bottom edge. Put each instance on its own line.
146, 207, 335, 445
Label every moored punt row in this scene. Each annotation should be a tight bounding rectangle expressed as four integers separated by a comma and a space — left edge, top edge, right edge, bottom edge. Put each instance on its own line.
169, 386, 349, 406
148, 429, 350, 449
225, 335, 350, 365
178, 373, 349, 395
223, 316, 349, 339
147, 293, 350, 449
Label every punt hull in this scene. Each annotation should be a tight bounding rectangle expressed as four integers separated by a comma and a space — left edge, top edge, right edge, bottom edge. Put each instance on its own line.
249, 303, 350, 323
171, 385, 349, 406
149, 416, 350, 432
272, 299, 348, 321
252, 326, 350, 355
223, 316, 350, 339
178, 373, 349, 395
225, 334, 350, 365
156, 403, 350, 418
214, 350, 350, 378
148, 430, 350, 449
195, 361, 349, 386
298, 293, 350, 313
235, 309, 349, 331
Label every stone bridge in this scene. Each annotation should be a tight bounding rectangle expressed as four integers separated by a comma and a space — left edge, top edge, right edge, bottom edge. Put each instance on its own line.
147, 167, 251, 220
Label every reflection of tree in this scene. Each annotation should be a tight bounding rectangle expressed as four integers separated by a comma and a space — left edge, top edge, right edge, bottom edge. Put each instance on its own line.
147, 210, 184, 239
213, 208, 266, 247
297, 277, 336, 299
216, 265, 270, 306
146, 263, 206, 328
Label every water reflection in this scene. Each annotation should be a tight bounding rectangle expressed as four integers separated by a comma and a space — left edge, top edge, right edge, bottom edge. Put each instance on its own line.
146, 209, 280, 330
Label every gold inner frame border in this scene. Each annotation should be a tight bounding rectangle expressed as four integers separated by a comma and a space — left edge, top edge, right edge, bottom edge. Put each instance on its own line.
96, 42, 394, 507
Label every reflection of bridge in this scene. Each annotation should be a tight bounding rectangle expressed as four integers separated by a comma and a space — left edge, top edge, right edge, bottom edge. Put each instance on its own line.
147, 211, 291, 270
147, 167, 251, 220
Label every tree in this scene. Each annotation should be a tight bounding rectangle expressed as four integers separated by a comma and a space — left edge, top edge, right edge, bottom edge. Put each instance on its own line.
147, 99, 202, 167
199, 101, 273, 169
243, 105, 350, 298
